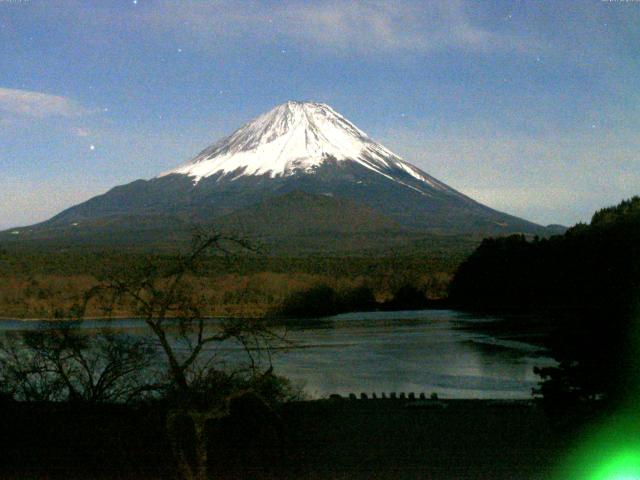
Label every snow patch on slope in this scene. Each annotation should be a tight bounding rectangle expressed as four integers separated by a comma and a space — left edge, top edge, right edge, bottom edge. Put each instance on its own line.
160, 101, 453, 195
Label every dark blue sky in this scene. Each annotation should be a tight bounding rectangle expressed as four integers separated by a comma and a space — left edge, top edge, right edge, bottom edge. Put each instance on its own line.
1, 0, 638, 228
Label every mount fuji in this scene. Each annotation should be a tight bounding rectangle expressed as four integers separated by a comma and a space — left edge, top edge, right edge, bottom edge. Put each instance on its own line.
2, 101, 558, 252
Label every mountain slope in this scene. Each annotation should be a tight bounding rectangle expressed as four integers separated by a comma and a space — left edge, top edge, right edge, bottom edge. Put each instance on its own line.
216, 190, 401, 235
215, 190, 415, 255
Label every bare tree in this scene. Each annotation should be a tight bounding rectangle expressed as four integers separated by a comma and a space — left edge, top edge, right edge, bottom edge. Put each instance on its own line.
0, 324, 158, 403
81, 229, 284, 404
0, 230, 292, 480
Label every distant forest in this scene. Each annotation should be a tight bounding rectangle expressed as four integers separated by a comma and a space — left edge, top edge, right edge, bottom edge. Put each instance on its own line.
449, 196, 640, 406
0, 248, 468, 319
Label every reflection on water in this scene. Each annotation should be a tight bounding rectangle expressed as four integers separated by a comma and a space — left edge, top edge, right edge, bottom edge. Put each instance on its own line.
273, 310, 555, 399
0, 310, 555, 399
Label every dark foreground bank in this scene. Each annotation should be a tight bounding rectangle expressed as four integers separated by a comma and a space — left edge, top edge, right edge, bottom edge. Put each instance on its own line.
0, 398, 577, 480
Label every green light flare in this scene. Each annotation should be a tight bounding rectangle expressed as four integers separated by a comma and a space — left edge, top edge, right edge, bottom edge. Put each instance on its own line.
554, 414, 640, 480
556, 304, 640, 480
589, 450, 640, 480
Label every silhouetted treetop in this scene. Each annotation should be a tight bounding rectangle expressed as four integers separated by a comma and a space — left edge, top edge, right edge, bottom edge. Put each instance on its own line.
448, 196, 640, 406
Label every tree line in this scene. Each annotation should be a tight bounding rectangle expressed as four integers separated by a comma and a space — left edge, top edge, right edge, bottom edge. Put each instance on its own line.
449, 196, 640, 408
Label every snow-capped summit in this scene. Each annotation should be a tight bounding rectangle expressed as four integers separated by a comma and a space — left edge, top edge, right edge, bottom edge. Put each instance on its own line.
160, 101, 443, 190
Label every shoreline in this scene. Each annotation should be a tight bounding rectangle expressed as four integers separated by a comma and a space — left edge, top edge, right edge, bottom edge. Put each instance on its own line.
0, 314, 266, 322
0, 301, 455, 323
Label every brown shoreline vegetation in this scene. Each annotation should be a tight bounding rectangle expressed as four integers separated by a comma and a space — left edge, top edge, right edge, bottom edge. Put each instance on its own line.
0, 266, 454, 320
0, 238, 472, 320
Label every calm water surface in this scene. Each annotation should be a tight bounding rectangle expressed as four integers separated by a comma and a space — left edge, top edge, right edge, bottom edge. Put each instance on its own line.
0, 310, 555, 399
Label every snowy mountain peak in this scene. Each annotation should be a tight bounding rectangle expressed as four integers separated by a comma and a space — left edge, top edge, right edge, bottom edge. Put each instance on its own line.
203, 100, 371, 159
160, 101, 444, 191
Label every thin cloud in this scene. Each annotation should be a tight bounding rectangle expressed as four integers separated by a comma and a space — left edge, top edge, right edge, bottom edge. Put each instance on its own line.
144, 0, 527, 56
283, 1, 497, 54
21, 1, 539, 59
0, 87, 91, 118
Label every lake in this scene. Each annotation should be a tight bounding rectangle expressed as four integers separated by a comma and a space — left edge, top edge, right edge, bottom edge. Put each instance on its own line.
0, 309, 555, 399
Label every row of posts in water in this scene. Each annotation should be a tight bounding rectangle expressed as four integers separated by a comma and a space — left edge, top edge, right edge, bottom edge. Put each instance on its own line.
331, 392, 439, 401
